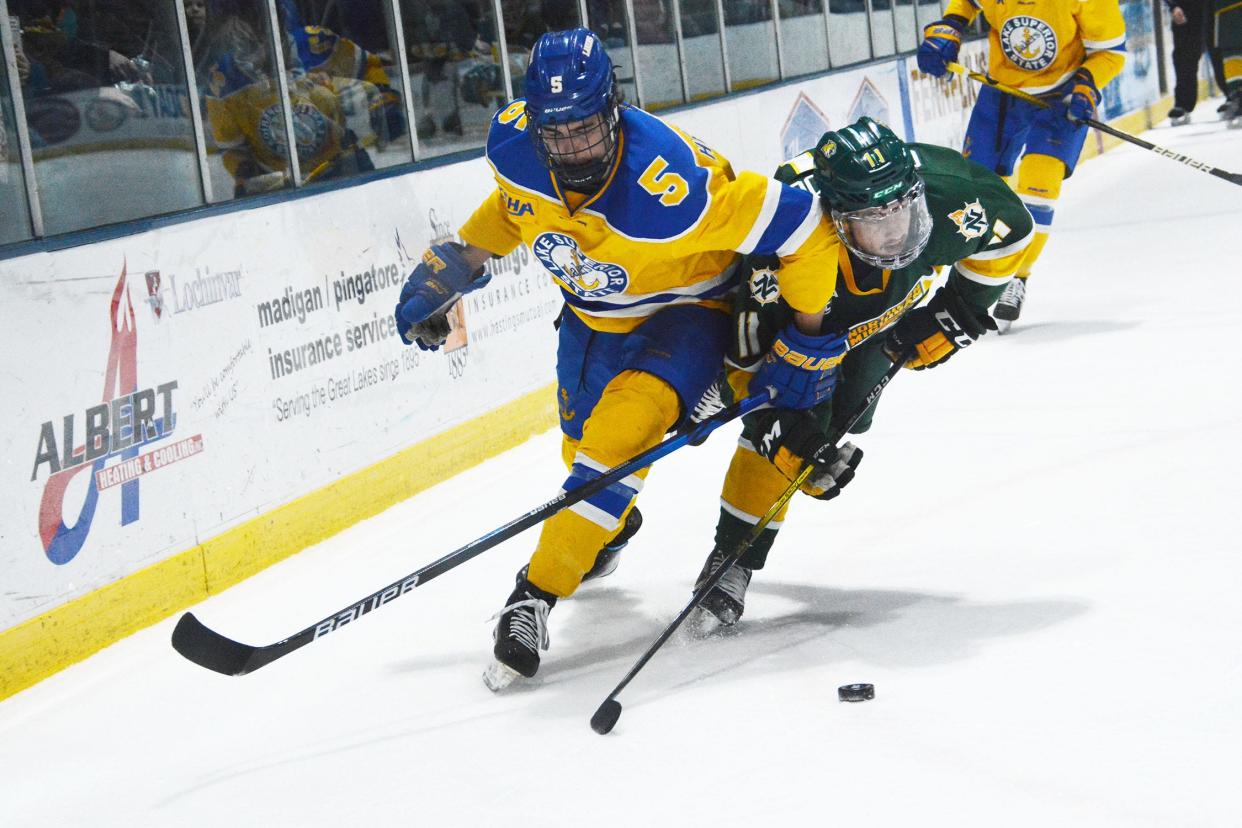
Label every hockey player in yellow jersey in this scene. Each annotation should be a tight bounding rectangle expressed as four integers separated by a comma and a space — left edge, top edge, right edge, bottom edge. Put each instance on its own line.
392, 28, 842, 689
918, 0, 1127, 331
202, 17, 377, 196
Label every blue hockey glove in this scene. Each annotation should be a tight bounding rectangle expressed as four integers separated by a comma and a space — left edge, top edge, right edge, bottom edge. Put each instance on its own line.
749, 324, 848, 410
395, 242, 491, 351
917, 16, 966, 78
1064, 68, 1101, 124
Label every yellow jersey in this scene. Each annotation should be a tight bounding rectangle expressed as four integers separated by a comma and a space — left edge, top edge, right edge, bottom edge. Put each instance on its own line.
460, 102, 840, 333
945, 0, 1127, 93
205, 73, 349, 180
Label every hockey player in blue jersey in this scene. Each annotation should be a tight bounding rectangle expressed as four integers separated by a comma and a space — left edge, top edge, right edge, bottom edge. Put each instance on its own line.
393, 28, 846, 689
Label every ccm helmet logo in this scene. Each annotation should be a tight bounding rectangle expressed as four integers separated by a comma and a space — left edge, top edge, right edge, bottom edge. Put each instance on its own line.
551, 75, 563, 93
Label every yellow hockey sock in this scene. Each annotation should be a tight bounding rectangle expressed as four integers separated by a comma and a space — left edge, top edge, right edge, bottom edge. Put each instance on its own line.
528, 371, 680, 597
1014, 154, 1065, 279
719, 442, 795, 528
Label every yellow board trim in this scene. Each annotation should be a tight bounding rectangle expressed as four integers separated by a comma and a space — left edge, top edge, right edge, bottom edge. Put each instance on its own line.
0, 383, 558, 702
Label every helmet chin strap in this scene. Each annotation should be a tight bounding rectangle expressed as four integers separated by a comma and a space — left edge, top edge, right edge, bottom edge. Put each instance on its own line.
554, 164, 605, 192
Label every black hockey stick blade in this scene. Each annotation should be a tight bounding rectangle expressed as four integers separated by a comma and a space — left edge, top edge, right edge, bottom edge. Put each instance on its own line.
590, 699, 623, 734
172, 612, 267, 676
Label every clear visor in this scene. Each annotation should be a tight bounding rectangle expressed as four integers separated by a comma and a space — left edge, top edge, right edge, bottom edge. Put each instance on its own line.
831, 180, 933, 269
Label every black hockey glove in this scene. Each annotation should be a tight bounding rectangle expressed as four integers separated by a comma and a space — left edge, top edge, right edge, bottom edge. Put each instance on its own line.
886, 283, 997, 370
407, 310, 452, 350
753, 409, 863, 501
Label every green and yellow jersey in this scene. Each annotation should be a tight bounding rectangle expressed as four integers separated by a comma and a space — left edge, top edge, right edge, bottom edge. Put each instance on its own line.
717, 142, 1034, 534
728, 142, 1034, 380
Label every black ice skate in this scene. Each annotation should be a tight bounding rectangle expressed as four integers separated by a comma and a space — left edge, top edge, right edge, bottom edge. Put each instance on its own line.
483, 577, 557, 691
993, 275, 1027, 334
582, 507, 642, 582
687, 547, 753, 637
1226, 94, 1242, 129
1168, 106, 1191, 126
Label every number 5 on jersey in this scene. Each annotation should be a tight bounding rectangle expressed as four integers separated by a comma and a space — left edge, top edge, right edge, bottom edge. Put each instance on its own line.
639, 156, 689, 206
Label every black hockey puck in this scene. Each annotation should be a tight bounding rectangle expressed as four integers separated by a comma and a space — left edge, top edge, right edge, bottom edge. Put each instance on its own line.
838, 683, 875, 702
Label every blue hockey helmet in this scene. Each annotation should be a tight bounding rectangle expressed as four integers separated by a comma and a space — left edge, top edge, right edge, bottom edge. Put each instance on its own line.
524, 28, 621, 192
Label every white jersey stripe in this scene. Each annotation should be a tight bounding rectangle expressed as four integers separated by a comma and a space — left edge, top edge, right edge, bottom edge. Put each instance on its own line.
736, 179, 784, 255
720, 498, 785, 528
965, 226, 1036, 260
776, 200, 825, 257
955, 261, 1017, 285
567, 498, 622, 531
572, 454, 645, 494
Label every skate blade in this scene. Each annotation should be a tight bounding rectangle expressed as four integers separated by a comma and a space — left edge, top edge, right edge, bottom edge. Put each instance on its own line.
482, 661, 523, 692
995, 317, 1013, 335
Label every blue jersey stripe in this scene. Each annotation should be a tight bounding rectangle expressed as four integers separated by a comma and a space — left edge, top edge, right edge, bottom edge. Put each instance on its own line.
561, 278, 736, 315
563, 464, 638, 520
750, 186, 816, 256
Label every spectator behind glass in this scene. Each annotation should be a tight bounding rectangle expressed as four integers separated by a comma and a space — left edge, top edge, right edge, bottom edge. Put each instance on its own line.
403, 0, 490, 140
201, 15, 375, 196
283, 16, 407, 143
183, 0, 210, 67
10, 2, 109, 94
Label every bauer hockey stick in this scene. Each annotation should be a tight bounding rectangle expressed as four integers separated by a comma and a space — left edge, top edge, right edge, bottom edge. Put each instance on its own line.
590, 355, 905, 735
946, 63, 1242, 187
171, 388, 772, 676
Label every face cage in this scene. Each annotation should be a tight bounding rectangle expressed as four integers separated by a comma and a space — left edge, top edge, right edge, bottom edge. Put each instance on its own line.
830, 180, 933, 269
532, 97, 621, 192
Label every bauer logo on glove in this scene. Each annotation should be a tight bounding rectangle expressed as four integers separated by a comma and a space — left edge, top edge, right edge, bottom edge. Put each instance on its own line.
395, 242, 491, 351
751, 324, 848, 410
917, 15, 967, 78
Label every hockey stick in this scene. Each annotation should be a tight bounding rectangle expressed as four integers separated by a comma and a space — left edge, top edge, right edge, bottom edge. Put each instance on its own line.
946, 62, 1242, 186
590, 356, 904, 734
171, 389, 771, 676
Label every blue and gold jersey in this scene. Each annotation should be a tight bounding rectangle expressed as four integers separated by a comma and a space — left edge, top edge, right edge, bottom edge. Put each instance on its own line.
460, 102, 840, 333
945, 0, 1127, 93
204, 74, 349, 179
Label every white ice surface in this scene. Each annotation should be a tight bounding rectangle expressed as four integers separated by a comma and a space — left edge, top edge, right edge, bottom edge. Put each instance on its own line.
3, 112, 1242, 828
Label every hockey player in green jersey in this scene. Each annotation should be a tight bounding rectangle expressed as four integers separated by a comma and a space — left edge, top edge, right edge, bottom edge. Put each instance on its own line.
691, 117, 1036, 632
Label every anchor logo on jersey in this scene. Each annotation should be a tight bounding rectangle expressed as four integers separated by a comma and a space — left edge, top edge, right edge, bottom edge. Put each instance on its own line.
532, 232, 629, 299
1000, 16, 1058, 72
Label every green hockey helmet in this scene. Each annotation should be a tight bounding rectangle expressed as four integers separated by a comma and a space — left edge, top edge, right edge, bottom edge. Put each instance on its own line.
812, 117, 932, 269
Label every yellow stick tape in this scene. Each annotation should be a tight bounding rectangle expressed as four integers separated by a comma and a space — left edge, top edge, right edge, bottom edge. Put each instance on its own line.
0, 383, 557, 701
